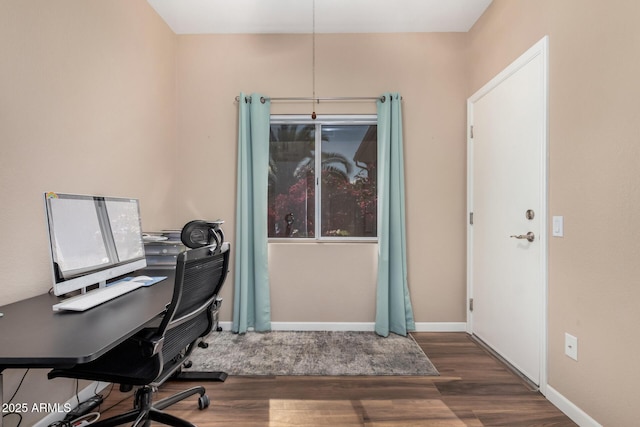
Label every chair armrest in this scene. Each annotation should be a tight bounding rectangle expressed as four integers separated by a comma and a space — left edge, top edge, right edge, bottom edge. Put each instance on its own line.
130, 328, 165, 358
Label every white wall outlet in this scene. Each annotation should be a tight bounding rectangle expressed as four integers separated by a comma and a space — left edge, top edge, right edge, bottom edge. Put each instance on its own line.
565, 333, 578, 361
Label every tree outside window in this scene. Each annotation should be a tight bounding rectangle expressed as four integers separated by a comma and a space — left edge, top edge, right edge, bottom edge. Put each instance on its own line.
268, 116, 377, 240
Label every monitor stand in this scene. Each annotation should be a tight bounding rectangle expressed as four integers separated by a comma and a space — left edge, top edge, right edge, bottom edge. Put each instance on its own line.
78, 279, 107, 295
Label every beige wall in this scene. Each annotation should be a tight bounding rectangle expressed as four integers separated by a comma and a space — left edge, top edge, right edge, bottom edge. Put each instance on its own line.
468, 1, 640, 426
0, 1, 176, 425
174, 32, 469, 324
3, 0, 637, 426
0, 0, 177, 304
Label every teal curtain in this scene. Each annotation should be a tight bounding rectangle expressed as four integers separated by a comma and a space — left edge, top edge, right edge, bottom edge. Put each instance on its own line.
232, 93, 272, 333
375, 93, 416, 337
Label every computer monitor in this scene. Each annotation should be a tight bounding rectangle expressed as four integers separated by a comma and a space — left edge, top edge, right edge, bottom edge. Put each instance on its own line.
44, 192, 147, 296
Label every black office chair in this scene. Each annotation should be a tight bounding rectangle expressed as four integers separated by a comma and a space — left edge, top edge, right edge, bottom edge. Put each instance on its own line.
48, 242, 230, 427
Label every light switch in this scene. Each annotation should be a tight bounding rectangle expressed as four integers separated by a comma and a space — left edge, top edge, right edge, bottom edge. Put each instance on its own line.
552, 216, 564, 237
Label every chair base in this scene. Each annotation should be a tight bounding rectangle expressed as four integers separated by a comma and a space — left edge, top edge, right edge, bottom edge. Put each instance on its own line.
92, 384, 208, 427
172, 370, 228, 382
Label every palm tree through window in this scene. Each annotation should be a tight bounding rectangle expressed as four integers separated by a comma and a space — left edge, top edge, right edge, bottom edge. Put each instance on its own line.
268, 116, 377, 240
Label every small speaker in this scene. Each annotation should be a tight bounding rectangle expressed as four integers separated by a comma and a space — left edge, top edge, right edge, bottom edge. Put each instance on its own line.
180, 220, 224, 249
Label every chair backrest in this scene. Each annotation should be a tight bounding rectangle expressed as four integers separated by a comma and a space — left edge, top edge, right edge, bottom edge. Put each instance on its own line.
155, 242, 229, 379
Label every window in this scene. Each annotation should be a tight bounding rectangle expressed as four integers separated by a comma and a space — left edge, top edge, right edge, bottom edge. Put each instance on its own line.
268, 115, 377, 240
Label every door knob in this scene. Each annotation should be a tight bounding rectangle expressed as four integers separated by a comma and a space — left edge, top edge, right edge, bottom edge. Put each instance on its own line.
510, 231, 535, 242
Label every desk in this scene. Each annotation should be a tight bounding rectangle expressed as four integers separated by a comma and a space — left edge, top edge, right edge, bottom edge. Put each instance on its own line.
0, 269, 174, 426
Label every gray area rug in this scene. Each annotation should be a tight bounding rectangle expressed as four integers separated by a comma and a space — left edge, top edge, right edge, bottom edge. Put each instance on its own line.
184, 331, 439, 376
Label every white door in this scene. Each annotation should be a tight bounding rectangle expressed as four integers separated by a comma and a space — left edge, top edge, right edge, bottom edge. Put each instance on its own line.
467, 37, 548, 387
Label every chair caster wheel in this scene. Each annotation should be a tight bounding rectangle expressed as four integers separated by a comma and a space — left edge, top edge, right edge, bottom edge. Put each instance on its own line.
198, 394, 210, 410
198, 341, 209, 349
183, 361, 193, 368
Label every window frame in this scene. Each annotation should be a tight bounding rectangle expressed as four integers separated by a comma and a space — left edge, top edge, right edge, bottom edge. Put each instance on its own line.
269, 114, 378, 243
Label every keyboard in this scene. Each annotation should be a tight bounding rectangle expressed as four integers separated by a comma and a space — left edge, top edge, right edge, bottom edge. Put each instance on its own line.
52, 281, 143, 312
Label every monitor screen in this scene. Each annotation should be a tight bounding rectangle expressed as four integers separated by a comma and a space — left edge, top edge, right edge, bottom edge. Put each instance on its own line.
105, 198, 145, 263
44, 192, 147, 296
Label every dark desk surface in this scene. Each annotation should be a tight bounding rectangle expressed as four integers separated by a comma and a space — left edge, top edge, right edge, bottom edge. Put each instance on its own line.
0, 269, 174, 369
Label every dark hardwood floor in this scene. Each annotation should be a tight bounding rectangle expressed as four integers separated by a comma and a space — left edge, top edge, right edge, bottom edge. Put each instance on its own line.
99, 332, 577, 426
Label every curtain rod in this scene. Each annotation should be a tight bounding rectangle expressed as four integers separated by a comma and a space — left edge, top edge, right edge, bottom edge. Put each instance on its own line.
235, 95, 388, 104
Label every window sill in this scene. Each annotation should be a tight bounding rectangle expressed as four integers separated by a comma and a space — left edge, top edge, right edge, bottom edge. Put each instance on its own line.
268, 238, 378, 244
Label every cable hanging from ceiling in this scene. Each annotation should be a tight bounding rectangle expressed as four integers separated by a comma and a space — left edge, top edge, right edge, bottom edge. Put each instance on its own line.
234, 0, 389, 108
311, 0, 316, 119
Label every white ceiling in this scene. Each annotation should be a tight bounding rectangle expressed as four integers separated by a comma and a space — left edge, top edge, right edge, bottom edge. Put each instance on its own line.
147, 0, 493, 34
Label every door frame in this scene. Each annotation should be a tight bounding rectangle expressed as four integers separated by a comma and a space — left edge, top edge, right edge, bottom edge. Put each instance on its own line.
466, 36, 549, 394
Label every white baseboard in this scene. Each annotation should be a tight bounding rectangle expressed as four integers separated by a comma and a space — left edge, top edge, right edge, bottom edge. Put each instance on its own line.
218, 321, 233, 331
272, 322, 376, 331
413, 322, 467, 332
546, 385, 602, 427
218, 321, 466, 333
34, 381, 110, 427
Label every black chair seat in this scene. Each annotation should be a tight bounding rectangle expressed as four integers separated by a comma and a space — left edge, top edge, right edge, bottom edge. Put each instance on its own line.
49, 334, 162, 386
